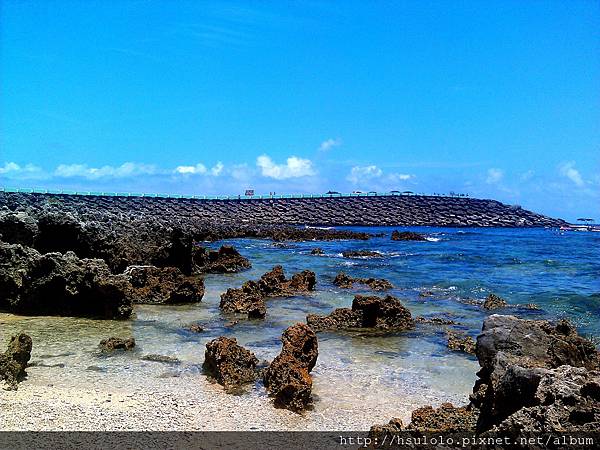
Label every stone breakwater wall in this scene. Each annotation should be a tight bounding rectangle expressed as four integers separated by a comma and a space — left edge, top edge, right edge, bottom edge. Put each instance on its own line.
0, 192, 565, 227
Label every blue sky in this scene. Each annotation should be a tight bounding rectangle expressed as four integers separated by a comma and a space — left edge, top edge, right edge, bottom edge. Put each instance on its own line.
1, 0, 598, 221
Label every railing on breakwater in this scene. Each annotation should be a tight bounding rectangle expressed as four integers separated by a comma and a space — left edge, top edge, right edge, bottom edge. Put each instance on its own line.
0, 186, 471, 201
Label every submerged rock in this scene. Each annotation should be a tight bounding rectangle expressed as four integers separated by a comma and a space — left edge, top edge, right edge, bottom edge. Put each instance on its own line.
333, 271, 393, 291
310, 247, 324, 255
483, 293, 508, 310
341, 250, 382, 258
0, 333, 33, 390
188, 323, 204, 333
306, 294, 414, 332
263, 324, 318, 411
447, 331, 476, 354
471, 315, 600, 432
391, 230, 427, 241
122, 265, 204, 304
419, 290, 435, 298
192, 245, 251, 273
220, 266, 316, 318
0, 242, 132, 319
99, 337, 136, 352
141, 354, 180, 365
203, 337, 259, 389
415, 316, 458, 326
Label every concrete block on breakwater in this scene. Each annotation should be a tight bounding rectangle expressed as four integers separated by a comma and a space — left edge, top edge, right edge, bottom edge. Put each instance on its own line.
0, 192, 565, 227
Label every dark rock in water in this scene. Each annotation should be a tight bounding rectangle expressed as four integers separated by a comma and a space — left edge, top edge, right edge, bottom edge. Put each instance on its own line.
391, 230, 427, 241
192, 245, 251, 274
263, 353, 312, 412
306, 294, 414, 332
141, 354, 180, 365
29, 361, 65, 368
100, 337, 136, 352
333, 272, 354, 288
483, 293, 507, 310
220, 280, 266, 318
333, 271, 393, 291
220, 266, 316, 318
203, 337, 259, 389
408, 403, 478, 432
0, 242, 132, 319
122, 265, 204, 304
271, 228, 370, 242
0, 210, 38, 246
447, 331, 476, 354
188, 323, 204, 333
520, 303, 540, 310
341, 250, 383, 258
263, 323, 318, 411
271, 242, 293, 249
415, 316, 458, 326
258, 265, 316, 296
471, 315, 600, 432
280, 322, 319, 372
419, 290, 435, 298
0, 333, 32, 390
310, 247, 324, 255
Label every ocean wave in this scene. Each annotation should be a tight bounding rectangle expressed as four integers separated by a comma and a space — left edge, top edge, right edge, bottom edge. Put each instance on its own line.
425, 237, 441, 242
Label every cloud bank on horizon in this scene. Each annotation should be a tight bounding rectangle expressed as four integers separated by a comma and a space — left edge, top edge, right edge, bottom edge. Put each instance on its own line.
1, 144, 598, 222
1, 1, 598, 222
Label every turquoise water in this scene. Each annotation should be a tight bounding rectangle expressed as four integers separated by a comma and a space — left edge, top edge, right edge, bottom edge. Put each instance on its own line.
1, 226, 598, 421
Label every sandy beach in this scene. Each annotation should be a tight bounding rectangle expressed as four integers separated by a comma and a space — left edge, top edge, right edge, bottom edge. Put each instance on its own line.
1, 361, 457, 431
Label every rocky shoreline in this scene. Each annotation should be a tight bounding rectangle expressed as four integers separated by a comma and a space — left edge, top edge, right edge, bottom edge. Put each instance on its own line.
0, 192, 596, 436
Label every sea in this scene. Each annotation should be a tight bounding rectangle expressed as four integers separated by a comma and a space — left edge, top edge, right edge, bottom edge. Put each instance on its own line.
1, 226, 598, 424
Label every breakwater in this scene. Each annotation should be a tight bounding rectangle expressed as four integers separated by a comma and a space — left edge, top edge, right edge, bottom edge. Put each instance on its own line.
0, 191, 564, 227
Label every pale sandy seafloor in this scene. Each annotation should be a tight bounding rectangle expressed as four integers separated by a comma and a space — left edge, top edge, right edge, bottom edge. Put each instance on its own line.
1, 361, 467, 431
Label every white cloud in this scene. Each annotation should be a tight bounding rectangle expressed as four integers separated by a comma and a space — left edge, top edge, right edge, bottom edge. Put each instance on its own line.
175, 164, 207, 175
174, 162, 224, 176
54, 162, 157, 179
559, 161, 584, 187
486, 168, 504, 184
230, 163, 252, 181
388, 173, 414, 182
0, 162, 22, 174
0, 162, 44, 179
319, 138, 341, 152
256, 155, 315, 180
347, 165, 382, 184
210, 162, 224, 176
520, 170, 535, 181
